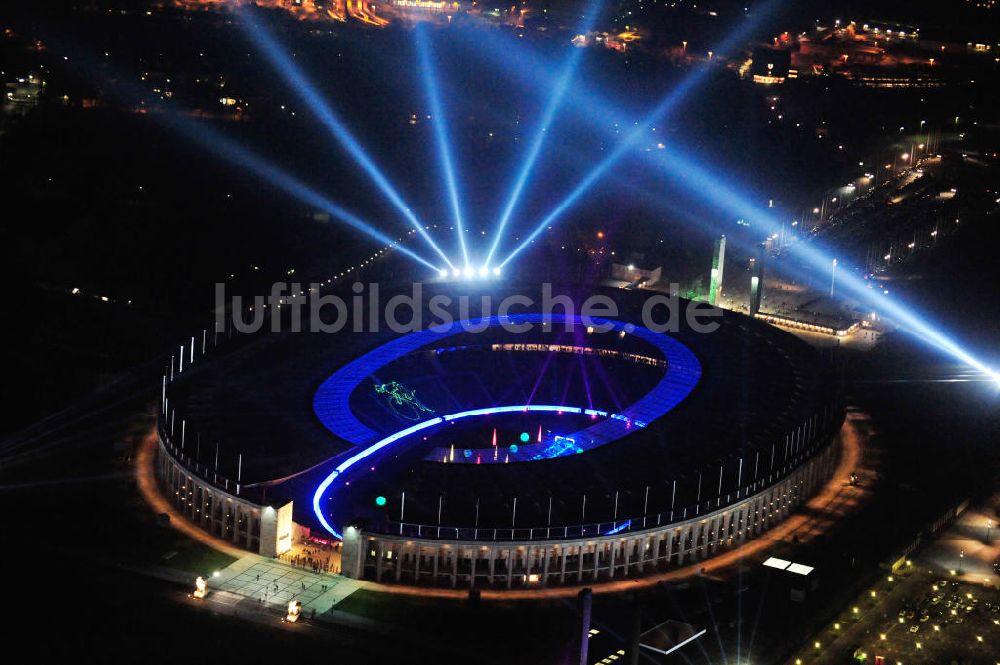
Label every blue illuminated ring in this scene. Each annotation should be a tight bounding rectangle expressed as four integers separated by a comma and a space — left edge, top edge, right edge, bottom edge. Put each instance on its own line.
311, 314, 701, 538
312, 403, 665, 539
313, 314, 700, 444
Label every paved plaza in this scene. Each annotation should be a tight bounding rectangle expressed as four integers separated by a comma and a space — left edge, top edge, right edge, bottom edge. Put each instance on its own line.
212, 555, 363, 615
918, 501, 999, 588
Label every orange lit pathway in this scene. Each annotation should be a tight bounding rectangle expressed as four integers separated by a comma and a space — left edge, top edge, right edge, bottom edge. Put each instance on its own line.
135, 424, 246, 559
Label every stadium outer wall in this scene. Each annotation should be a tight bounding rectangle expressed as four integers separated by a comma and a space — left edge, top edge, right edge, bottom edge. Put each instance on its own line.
153, 399, 843, 587
340, 407, 843, 589
154, 421, 300, 558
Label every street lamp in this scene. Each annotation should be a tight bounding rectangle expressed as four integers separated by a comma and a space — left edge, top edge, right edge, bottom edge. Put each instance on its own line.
987, 519, 993, 544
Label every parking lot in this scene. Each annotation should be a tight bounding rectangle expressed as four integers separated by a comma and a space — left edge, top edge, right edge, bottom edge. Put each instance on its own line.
790, 510, 1000, 665
791, 567, 999, 665
851, 573, 999, 664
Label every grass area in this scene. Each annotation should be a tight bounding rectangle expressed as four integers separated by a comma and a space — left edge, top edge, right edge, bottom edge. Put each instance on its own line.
155, 535, 238, 575
334, 588, 469, 623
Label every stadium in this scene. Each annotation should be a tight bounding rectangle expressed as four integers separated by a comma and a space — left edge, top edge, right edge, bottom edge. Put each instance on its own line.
156, 283, 843, 589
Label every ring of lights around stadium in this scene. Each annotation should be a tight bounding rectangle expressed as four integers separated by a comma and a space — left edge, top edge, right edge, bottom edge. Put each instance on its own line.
312, 314, 702, 539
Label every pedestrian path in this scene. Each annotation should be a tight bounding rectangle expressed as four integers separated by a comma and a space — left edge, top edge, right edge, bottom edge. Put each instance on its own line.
212, 554, 364, 613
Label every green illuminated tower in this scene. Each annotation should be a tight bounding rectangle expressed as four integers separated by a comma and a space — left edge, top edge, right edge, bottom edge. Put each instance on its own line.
708, 235, 726, 305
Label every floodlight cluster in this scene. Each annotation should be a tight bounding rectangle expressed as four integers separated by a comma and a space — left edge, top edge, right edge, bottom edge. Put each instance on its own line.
438, 265, 503, 280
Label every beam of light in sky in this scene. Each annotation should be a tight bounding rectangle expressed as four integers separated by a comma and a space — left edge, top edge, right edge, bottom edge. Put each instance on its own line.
414, 24, 470, 269
237, 7, 455, 270
652, 145, 1000, 382
483, 0, 602, 268
175, 118, 441, 272
56, 39, 440, 273
498, 1, 779, 268
463, 16, 999, 380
